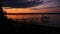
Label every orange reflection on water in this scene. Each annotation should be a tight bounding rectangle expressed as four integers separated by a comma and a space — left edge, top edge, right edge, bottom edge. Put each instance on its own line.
6, 15, 42, 19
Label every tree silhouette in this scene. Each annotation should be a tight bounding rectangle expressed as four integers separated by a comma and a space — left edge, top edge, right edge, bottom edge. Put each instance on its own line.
0, 3, 7, 23
0, 3, 13, 32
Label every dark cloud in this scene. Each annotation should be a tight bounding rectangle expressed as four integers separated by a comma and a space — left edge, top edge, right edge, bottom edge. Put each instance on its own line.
1, 0, 43, 8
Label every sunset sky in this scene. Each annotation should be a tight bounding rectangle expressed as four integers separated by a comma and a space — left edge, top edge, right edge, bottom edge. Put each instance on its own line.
1, 0, 60, 13
1, 0, 60, 19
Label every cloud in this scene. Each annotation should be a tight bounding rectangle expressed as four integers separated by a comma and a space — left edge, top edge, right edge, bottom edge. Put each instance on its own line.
1, 0, 43, 8
30, 0, 60, 9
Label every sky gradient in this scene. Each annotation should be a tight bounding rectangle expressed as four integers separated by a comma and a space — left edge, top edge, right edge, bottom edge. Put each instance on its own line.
2, 0, 60, 13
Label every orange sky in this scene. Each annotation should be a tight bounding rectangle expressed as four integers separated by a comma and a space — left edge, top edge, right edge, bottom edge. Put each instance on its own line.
2, 7, 60, 13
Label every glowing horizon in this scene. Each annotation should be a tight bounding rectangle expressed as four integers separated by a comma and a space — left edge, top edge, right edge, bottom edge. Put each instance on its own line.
2, 7, 60, 13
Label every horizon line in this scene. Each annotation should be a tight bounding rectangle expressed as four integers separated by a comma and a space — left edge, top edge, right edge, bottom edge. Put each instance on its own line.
4, 13, 60, 15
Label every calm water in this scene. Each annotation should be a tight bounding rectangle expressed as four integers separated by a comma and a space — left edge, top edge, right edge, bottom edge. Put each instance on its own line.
5, 14, 60, 27
6, 15, 42, 19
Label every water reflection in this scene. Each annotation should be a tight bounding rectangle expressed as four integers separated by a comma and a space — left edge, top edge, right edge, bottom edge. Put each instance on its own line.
6, 15, 43, 24
6, 15, 42, 19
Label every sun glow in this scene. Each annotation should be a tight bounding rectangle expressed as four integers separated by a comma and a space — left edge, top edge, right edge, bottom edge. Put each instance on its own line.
2, 7, 60, 13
